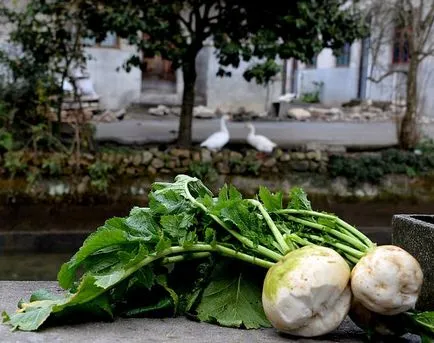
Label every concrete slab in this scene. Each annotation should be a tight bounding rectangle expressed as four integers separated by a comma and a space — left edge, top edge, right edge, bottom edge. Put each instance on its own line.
0, 281, 416, 343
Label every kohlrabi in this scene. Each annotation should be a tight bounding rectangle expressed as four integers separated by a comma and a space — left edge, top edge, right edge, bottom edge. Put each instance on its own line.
350, 245, 423, 315
262, 245, 351, 337
3, 175, 432, 341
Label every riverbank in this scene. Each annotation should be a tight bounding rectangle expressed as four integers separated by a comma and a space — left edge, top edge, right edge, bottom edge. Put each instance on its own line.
2, 145, 434, 205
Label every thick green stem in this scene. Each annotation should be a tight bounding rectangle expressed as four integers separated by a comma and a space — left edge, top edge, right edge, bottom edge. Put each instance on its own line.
343, 253, 359, 265
302, 234, 364, 259
163, 243, 274, 268
160, 252, 212, 265
214, 244, 274, 268
249, 199, 291, 253
22, 243, 274, 310
336, 218, 374, 249
284, 234, 313, 247
276, 209, 374, 248
183, 183, 283, 262
283, 215, 368, 253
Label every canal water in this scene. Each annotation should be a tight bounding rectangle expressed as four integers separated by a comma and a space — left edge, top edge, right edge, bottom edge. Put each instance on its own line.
0, 200, 432, 280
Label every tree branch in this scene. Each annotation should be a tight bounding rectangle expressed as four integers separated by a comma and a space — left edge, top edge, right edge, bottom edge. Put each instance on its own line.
417, 47, 434, 62
419, 4, 434, 49
368, 69, 408, 84
178, 15, 193, 35
421, 0, 434, 30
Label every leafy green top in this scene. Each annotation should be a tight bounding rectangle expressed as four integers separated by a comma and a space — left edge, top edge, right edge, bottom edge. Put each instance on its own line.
2, 174, 433, 341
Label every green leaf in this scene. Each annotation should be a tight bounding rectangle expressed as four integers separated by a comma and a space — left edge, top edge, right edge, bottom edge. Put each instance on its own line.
126, 207, 161, 242
149, 189, 189, 215
258, 186, 283, 211
2, 301, 57, 331
128, 266, 155, 291
409, 311, 434, 337
156, 274, 179, 314
30, 289, 63, 302
288, 187, 312, 210
195, 262, 271, 329
160, 213, 196, 245
421, 334, 434, 343
155, 236, 172, 252
218, 199, 275, 250
150, 175, 212, 215
204, 227, 217, 246
123, 297, 173, 317
57, 218, 129, 289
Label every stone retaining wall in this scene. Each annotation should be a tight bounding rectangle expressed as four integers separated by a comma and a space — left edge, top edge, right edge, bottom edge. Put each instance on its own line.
97, 148, 328, 175
1, 147, 434, 204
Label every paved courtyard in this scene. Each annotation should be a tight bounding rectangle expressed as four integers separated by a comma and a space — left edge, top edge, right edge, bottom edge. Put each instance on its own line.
94, 117, 434, 148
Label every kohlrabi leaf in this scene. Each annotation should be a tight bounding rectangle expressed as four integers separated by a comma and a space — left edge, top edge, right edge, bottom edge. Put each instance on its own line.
195, 262, 271, 329
4, 241, 156, 331
408, 311, 434, 338
122, 297, 173, 317
218, 199, 275, 251
160, 212, 197, 247
2, 300, 59, 331
126, 207, 161, 242
288, 187, 312, 211
258, 186, 283, 211
150, 175, 212, 215
29, 289, 64, 302
57, 217, 152, 290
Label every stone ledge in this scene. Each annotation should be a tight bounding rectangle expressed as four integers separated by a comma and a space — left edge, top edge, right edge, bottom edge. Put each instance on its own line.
0, 281, 408, 343
0, 282, 421, 343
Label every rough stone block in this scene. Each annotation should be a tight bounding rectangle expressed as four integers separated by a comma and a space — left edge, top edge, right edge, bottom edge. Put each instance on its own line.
392, 214, 434, 311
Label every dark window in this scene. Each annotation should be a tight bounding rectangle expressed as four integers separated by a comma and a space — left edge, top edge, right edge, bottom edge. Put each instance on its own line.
306, 54, 317, 68
336, 43, 351, 66
392, 25, 411, 64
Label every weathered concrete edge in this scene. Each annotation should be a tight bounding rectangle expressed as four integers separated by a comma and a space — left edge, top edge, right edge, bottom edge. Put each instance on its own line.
0, 282, 420, 343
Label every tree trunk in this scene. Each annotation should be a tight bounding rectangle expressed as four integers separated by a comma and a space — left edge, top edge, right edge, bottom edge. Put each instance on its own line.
177, 58, 197, 147
399, 59, 419, 149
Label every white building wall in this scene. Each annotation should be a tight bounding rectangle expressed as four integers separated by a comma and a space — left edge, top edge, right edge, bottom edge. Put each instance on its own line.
295, 43, 362, 105
85, 41, 141, 110
205, 47, 282, 113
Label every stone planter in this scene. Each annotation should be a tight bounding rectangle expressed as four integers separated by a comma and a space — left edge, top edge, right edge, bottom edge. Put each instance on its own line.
392, 214, 434, 311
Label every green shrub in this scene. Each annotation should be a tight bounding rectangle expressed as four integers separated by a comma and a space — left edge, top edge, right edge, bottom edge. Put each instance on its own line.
328, 148, 434, 186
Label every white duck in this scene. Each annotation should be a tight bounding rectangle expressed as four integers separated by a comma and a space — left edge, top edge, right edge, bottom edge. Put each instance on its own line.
246, 122, 277, 153
200, 114, 230, 151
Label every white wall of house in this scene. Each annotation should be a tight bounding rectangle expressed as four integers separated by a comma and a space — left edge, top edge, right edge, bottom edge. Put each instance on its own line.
205, 47, 282, 113
295, 43, 362, 105
84, 41, 142, 110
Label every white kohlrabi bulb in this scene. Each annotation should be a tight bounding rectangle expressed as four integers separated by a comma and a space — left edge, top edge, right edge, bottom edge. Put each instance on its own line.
262, 245, 352, 337
351, 245, 423, 315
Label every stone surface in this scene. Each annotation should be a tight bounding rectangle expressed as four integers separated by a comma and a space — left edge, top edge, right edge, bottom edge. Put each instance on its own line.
201, 149, 213, 163
0, 281, 420, 343
279, 153, 291, 162
263, 158, 277, 168
193, 105, 215, 118
229, 151, 243, 160
170, 149, 190, 159
291, 160, 310, 172
287, 108, 311, 120
149, 105, 170, 116
142, 151, 154, 164
151, 158, 164, 169
392, 214, 434, 311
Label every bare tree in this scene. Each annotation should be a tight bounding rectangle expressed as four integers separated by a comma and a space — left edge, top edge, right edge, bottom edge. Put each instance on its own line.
366, 0, 434, 149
